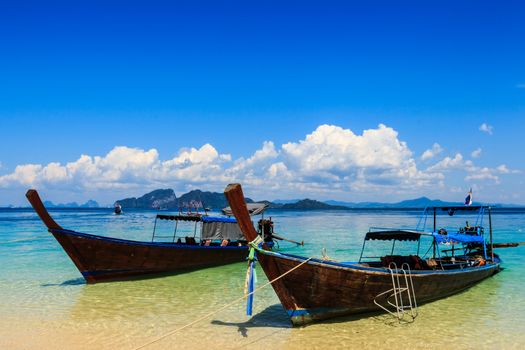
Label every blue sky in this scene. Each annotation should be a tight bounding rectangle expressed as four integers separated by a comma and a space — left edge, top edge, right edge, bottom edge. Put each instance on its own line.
0, 1, 524, 205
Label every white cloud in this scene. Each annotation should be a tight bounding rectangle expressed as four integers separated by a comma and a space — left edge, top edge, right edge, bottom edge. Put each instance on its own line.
471, 148, 482, 158
421, 143, 443, 160
496, 164, 510, 174
465, 170, 500, 183
462, 163, 520, 184
495, 164, 520, 174
427, 152, 518, 185
0, 144, 231, 190
479, 123, 493, 135
282, 124, 410, 171
1, 123, 518, 203
1, 164, 43, 186
277, 124, 440, 192
427, 153, 465, 171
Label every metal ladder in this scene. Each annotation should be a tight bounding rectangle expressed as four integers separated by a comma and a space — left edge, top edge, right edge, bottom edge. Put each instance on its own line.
373, 262, 418, 322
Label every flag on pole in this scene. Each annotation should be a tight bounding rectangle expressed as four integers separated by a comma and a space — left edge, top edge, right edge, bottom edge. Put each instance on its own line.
464, 188, 473, 206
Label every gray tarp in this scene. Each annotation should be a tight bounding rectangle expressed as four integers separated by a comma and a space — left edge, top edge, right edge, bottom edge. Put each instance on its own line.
221, 203, 268, 216
201, 221, 245, 241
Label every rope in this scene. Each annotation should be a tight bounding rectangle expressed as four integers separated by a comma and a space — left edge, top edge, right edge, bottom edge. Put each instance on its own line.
134, 255, 313, 350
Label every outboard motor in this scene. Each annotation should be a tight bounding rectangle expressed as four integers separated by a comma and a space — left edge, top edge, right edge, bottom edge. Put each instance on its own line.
258, 218, 274, 243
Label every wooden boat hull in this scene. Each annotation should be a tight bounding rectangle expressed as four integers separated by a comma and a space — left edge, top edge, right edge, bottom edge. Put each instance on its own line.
223, 183, 503, 326
257, 251, 500, 326
50, 228, 248, 283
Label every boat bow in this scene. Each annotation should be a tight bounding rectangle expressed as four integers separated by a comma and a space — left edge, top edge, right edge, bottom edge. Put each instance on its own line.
26, 189, 63, 230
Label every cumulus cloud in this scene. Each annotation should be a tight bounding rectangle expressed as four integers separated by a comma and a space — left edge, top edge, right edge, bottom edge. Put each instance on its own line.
479, 123, 493, 135
471, 148, 482, 158
1, 123, 518, 202
278, 124, 440, 191
421, 143, 443, 160
427, 152, 518, 185
0, 144, 231, 190
282, 124, 410, 172
427, 153, 466, 171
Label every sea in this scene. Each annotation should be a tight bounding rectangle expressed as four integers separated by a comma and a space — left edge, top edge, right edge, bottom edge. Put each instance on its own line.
0, 207, 524, 349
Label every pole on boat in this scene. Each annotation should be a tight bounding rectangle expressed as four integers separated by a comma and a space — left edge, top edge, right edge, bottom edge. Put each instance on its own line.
432, 207, 437, 259
489, 206, 494, 262
152, 216, 158, 242
433, 207, 436, 232
272, 233, 304, 246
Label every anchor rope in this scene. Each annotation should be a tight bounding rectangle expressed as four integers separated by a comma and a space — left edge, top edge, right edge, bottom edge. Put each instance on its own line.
134, 253, 313, 350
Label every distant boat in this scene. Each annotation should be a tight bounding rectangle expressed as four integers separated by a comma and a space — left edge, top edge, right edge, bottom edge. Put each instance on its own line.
114, 203, 122, 215
225, 183, 502, 326
26, 189, 268, 283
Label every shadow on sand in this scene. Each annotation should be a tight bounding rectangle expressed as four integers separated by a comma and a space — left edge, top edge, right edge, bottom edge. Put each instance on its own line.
41, 277, 86, 287
211, 304, 291, 337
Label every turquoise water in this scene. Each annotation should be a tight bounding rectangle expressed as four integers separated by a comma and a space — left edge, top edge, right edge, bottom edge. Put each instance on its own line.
0, 208, 524, 349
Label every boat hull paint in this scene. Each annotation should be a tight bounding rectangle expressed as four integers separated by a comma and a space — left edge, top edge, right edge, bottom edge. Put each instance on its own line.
50, 228, 248, 283
257, 251, 500, 326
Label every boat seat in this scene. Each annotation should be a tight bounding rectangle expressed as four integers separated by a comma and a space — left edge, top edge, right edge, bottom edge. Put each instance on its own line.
426, 258, 438, 268
185, 237, 197, 245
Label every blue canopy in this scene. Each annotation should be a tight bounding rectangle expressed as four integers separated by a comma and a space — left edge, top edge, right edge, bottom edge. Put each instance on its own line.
201, 216, 237, 223
432, 232, 485, 244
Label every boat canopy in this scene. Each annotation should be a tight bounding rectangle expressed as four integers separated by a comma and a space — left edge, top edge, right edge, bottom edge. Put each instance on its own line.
222, 203, 268, 216
156, 214, 239, 224
201, 216, 237, 223
432, 206, 486, 211
156, 214, 202, 222
153, 214, 245, 241
365, 230, 424, 242
365, 229, 485, 245
431, 232, 485, 245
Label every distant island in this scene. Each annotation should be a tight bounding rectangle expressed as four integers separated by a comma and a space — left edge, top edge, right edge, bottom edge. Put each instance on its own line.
116, 189, 255, 210
43, 200, 100, 208
8, 189, 519, 210
324, 197, 462, 208
113, 189, 492, 210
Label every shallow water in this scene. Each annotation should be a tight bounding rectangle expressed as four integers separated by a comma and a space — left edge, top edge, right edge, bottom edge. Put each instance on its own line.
1, 208, 524, 349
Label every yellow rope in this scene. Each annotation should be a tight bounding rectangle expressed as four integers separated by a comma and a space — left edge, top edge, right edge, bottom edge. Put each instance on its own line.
134, 256, 313, 350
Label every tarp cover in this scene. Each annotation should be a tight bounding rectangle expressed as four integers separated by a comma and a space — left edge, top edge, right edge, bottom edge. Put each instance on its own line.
222, 203, 268, 216
432, 232, 485, 244
201, 221, 245, 241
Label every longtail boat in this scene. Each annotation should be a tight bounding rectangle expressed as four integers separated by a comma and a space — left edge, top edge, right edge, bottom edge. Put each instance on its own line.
26, 189, 269, 283
224, 183, 502, 326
